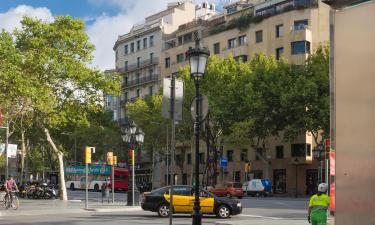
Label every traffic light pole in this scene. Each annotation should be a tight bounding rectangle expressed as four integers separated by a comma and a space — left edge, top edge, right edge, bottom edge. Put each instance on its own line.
112, 165, 115, 203
132, 149, 135, 206
85, 162, 88, 209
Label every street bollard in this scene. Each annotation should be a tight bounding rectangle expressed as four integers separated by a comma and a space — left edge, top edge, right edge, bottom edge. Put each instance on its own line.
101, 183, 110, 203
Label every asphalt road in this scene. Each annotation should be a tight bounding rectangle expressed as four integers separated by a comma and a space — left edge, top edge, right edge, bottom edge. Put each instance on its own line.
0, 191, 320, 225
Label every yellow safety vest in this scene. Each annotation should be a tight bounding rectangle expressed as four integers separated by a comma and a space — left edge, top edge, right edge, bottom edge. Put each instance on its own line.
309, 193, 330, 212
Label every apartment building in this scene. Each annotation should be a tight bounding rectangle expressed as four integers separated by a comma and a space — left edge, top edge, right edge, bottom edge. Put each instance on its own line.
113, 1, 217, 185
157, 0, 330, 196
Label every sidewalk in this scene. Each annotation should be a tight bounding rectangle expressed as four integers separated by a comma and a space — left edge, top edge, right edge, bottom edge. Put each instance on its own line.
0, 199, 142, 217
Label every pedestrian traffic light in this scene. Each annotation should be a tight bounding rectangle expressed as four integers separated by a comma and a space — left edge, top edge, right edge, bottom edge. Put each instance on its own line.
107, 152, 114, 165
85, 147, 91, 164
113, 156, 117, 166
245, 163, 251, 173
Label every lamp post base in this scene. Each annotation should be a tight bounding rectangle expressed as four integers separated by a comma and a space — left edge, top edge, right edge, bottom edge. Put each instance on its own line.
192, 211, 202, 225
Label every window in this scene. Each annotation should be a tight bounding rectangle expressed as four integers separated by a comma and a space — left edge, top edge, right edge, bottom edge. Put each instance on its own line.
135, 73, 140, 83
136, 40, 141, 51
234, 171, 241, 182
255, 30, 263, 43
115, 50, 118, 61
124, 76, 128, 85
136, 89, 141, 97
124, 61, 128, 71
165, 57, 170, 68
228, 38, 236, 49
226, 6, 237, 14
291, 41, 310, 54
137, 57, 141, 67
178, 36, 183, 45
273, 169, 286, 194
124, 45, 128, 55
173, 187, 192, 196
276, 24, 283, 37
182, 174, 188, 185
176, 53, 184, 63
148, 69, 153, 76
238, 35, 247, 46
124, 92, 128, 101
213, 42, 220, 54
227, 150, 234, 162
183, 33, 192, 43
187, 154, 191, 164
291, 143, 311, 157
276, 47, 284, 60
143, 38, 147, 49
256, 148, 263, 160
234, 55, 248, 62
150, 52, 154, 63
149, 35, 154, 47
199, 153, 205, 164
240, 149, 248, 161
294, 19, 308, 30
130, 42, 134, 53
149, 85, 153, 95
276, 146, 284, 159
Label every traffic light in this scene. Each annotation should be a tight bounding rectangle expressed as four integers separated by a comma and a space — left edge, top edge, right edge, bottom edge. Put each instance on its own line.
245, 163, 251, 173
128, 149, 135, 166
107, 152, 114, 165
113, 155, 117, 166
85, 147, 91, 164
325, 138, 331, 158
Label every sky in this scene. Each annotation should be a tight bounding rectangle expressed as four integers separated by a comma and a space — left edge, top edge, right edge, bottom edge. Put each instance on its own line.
0, 0, 229, 70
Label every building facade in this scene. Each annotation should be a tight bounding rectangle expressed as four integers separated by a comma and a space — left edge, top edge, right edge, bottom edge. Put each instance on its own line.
155, 0, 330, 196
112, 1, 217, 185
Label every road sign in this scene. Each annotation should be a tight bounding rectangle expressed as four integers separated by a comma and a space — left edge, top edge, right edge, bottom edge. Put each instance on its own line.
190, 94, 209, 121
219, 158, 228, 168
162, 78, 184, 121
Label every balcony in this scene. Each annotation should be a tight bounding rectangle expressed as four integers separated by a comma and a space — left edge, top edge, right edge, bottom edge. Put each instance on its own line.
118, 57, 159, 74
121, 74, 160, 89
290, 25, 312, 41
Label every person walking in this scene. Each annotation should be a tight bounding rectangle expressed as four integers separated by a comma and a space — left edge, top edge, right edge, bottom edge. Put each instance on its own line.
308, 183, 330, 225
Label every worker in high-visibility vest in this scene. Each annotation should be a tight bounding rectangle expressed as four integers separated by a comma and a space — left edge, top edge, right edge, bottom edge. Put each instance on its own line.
308, 183, 330, 225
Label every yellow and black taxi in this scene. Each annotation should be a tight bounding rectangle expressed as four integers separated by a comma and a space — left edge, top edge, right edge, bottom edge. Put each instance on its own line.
141, 185, 242, 219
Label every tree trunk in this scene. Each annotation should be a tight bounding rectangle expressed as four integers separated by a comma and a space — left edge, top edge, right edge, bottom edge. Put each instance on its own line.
43, 127, 67, 200
20, 130, 26, 184
252, 138, 272, 179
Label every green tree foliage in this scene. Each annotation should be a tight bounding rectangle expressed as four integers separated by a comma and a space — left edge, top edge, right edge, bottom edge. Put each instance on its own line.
1, 16, 120, 199
284, 45, 330, 144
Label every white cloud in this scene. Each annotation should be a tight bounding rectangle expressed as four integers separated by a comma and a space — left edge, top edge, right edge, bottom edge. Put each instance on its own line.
0, 1, 230, 71
0, 5, 54, 31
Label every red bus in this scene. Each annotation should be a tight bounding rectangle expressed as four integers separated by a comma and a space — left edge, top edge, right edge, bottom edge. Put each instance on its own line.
109, 167, 129, 191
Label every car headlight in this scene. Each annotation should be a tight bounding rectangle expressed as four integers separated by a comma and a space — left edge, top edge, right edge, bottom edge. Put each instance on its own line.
237, 202, 242, 207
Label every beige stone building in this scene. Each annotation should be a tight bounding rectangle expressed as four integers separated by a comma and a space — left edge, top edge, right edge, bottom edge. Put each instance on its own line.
156, 0, 330, 196
113, 1, 217, 185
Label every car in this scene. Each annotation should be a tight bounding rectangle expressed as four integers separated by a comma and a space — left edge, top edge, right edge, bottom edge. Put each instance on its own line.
141, 185, 242, 219
242, 179, 272, 197
207, 182, 244, 199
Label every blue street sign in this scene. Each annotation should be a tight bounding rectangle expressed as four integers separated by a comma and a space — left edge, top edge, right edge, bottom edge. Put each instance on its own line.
220, 158, 228, 168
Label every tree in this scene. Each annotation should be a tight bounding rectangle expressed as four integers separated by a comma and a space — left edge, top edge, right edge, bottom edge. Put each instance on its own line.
284, 45, 330, 145
12, 16, 120, 200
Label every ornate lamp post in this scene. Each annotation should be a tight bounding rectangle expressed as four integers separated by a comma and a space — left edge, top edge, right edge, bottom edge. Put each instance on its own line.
186, 42, 210, 225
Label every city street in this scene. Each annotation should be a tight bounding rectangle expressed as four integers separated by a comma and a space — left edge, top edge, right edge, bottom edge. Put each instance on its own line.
0, 190, 326, 225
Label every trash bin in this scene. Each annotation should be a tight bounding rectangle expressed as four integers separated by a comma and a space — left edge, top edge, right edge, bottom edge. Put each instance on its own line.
127, 187, 140, 206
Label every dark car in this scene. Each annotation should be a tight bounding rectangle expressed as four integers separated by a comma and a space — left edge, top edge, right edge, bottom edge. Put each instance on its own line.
141, 185, 242, 219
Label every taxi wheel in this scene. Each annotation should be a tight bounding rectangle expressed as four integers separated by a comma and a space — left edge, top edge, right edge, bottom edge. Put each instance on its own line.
216, 205, 231, 219
157, 203, 170, 217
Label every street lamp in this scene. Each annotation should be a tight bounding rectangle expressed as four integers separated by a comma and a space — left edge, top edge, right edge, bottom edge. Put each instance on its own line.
186, 42, 210, 225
